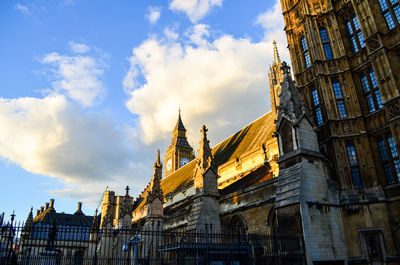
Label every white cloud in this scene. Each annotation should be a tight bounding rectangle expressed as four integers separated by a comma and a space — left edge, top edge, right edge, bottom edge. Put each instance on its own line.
68, 41, 90, 54
15, 4, 29, 14
164, 28, 179, 41
0, 95, 127, 182
0, 94, 155, 206
42, 51, 106, 107
124, 0, 290, 148
169, 0, 223, 23
255, 0, 288, 50
185, 24, 210, 47
147, 6, 161, 25
123, 24, 281, 146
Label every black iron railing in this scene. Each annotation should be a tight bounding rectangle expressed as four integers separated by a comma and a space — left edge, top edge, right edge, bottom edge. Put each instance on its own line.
0, 220, 304, 265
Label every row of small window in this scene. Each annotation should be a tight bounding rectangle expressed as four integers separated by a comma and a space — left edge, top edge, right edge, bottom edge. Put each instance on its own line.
301, 0, 400, 68
300, 16, 364, 67
346, 134, 400, 189
311, 69, 384, 126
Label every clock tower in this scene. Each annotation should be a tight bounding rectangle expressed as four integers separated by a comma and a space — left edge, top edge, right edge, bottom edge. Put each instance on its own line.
164, 110, 195, 176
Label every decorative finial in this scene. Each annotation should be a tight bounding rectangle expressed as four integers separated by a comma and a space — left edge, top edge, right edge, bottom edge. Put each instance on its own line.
273, 40, 281, 64
198, 125, 213, 170
201, 125, 208, 140
280, 61, 291, 77
156, 149, 161, 165
125, 185, 130, 196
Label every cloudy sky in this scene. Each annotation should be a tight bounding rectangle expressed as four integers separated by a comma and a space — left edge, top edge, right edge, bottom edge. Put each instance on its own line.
0, 0, 289, 221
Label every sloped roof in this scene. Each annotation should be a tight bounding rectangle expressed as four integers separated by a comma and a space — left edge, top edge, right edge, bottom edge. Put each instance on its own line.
133, 159, 197, 213
212, 111, 276, 166
33, 210, 93, 227
161, 159, 197, 194
132, 111, 276, 213
174, 112, 186, 131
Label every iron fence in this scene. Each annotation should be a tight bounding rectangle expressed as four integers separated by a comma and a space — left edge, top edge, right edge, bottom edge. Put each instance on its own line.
0, 220, 304, 265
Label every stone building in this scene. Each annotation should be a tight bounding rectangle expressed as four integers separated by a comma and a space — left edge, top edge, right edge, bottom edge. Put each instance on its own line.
19, 200, 93, 264
279, 0, 400, 262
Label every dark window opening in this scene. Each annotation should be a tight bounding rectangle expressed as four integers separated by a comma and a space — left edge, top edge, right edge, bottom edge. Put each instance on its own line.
377, 133, 400, 185
311, 87, 323, 125
332, 79, 348, 118
345, 14, 366, 53
346, 142, 363, 189
300, 36, 311, 68
360, 69, 384, 113
319, 28, 333, 60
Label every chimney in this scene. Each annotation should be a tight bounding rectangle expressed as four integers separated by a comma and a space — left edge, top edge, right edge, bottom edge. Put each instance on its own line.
50, 199, 55, 209
36, 210, 40, 216
45, 203, 49, 210
40, 206, 44, 213
75, 202, 83, 215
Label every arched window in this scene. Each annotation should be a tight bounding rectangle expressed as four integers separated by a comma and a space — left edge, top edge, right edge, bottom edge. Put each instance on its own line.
228, 215, 247, 235
378, 0, 400, 30
377, 133, 400, 185
346, 142, 363, 189
345, 14, 366, 53
331, 79, 347, 118
360, 68, 384, 113
300, 36, 311, 68
319, 28, 333, 60
311, 87, 323, 125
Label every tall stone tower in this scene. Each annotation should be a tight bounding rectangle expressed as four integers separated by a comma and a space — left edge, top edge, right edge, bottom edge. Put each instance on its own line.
279, 0, 400, 261
164, 110, 195, 176
268, 40, 285, 113
274, 62, 346, 264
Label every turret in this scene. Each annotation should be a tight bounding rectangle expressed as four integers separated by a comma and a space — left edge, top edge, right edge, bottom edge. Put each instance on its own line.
164, 109, 195, 176
268, 40, 285, 114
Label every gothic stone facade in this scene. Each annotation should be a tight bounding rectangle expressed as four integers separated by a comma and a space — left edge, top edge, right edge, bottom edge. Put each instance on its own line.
280, 0, 400, 262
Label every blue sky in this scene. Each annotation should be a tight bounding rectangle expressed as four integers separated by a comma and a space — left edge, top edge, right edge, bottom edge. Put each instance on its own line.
0, 0, 289, 222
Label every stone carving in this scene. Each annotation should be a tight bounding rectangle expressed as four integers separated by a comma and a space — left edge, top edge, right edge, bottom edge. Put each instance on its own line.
387, 98, 400, 120
367, 36, 381, 52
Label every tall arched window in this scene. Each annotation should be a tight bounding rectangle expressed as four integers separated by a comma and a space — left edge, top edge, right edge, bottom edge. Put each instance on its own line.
360, 68, 384, 113
319, 28, 333, 60
300, 36, 311, 68
345, 14, 366, 53
346, 142, 363, 189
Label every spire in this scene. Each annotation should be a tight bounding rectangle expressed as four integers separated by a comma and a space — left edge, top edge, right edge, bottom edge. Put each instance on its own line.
156, 149, 161, 167
198, 125, 214, 171
154, 149, 162, 176
148, 150, 163, 202
174, 107, 186, 131
276, 62, 310, 123
273, 40, 281, 64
